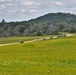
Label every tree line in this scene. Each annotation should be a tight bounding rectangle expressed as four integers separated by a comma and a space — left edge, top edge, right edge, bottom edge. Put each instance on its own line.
0, 12, 76, 37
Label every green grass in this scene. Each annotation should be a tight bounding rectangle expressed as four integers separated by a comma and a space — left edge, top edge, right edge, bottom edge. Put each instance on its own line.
0, 35, 50, 44
0, 35, 76, 75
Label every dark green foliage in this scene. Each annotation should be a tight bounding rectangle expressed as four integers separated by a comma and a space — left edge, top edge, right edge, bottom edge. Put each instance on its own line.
1, 19, 6, 23
0, 12, 76, 37
69, 27, 76, 33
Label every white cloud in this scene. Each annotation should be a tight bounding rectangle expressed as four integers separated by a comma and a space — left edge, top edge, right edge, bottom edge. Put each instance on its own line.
0, 0, 76, 22
29, 9, 39, 13
6, 3, 15, 7
21, 9, 26, 12
21, 1, 36, 6
71, 0, 76, 4
6, 10, 16, 13
20, 0, 40, 6
0, 0, 12, 2
72, 7, 76, 10
54, 1, 65, 6
0, 4, 6, 9
69, 7, 76, 13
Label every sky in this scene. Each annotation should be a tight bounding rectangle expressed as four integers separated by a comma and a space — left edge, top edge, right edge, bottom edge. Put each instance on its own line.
0, 0, 76, 22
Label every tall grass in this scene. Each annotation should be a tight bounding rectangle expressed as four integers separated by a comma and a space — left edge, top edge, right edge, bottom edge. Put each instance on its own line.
0, 36, 76, 75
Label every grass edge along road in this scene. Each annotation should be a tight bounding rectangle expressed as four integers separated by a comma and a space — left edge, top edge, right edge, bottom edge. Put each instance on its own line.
0, 38, 47, 46
0, 34, 73, 47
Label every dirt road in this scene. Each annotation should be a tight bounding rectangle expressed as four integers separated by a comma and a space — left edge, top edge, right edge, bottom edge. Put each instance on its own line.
0, 34, 73, 47
66, 34, 73, 37
0, 39, 41, 47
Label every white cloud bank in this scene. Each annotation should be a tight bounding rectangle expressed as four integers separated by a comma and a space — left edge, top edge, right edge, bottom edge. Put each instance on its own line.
0, 0, 76, 22
0, 0, 12, 2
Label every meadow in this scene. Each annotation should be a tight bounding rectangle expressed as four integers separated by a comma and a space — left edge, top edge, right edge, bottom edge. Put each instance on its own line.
0, 35, 76, 75
0, 35, 50, 44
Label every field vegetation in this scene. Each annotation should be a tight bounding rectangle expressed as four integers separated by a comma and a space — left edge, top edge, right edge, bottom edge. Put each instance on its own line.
0, 35, 50, 44
0, 35, 76, 75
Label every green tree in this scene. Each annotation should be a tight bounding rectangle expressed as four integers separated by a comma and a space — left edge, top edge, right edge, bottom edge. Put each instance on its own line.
57, 22, 65, 34
69, 27, 76, 33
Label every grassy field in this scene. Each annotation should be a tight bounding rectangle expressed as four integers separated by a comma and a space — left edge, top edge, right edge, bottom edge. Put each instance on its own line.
0, 35, 76, 75
0, 35, 50, 44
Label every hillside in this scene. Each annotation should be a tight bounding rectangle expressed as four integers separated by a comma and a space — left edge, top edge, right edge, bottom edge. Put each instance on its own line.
0, 12, 76, 37
29, 12, 76, 24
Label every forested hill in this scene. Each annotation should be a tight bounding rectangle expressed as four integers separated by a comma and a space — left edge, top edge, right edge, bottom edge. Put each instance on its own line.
0, 12, 76, 37
29, 12, 76, 24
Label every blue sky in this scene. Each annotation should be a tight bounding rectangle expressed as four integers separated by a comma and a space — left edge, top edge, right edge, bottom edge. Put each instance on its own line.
0, 0, 76, 22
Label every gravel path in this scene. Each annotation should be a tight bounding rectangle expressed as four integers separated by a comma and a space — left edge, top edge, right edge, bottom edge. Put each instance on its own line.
66, 34, 73, 37
0, 34, 73, 47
